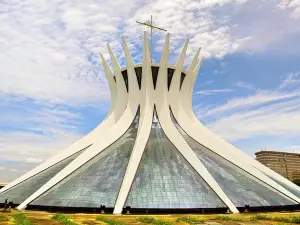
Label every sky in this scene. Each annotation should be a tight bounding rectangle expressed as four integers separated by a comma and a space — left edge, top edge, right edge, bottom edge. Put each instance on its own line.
0, 0, 300, 182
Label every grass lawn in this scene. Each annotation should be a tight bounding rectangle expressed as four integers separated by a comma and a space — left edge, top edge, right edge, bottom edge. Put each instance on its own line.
1, 208, 300, 225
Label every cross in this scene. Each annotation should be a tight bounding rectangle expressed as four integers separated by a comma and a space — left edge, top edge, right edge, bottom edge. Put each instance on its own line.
136, 15, 167, 62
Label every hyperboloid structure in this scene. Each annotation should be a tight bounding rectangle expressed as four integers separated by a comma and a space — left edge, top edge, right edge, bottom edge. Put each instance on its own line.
1, 33, 300, 214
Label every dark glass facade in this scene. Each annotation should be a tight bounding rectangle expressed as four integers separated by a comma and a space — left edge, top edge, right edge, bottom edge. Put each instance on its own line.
121, 66, 186, 91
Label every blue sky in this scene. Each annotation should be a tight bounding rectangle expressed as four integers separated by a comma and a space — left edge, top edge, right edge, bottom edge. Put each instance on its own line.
0, 0, 300, 182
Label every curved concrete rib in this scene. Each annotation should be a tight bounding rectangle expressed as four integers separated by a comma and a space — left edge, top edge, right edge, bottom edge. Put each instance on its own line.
107, 43, 129, 120
0, 57, 123, 196
181, 53, 300, 195
171, 51, 300, 203
7, 31, 298, 213
156, 34, 239, 213
17, 41, 140, 209
114, 32, 154, 214
101, 53, 117, 118
169, 39, 188, 93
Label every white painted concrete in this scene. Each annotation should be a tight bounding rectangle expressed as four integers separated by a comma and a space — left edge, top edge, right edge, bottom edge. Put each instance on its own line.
0, 57, 124, 196
172, 53, 300, 203
3, 32, 297, 213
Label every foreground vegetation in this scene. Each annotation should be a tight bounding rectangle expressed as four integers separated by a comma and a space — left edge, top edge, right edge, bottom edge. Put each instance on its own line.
12, 213, 32, 225
0, 215, 8, 222
52, 213, 78, 225
215, 214, 300, 223
2, 209, 300, 224
136, 216, 173, 225
96, 217, 125, 225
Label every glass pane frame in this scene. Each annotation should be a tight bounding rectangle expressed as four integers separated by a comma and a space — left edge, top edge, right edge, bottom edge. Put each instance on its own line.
30, 111, 139, 208
171, 110, 297, 207
0, 146, 90, 204
125, 109, 225, 209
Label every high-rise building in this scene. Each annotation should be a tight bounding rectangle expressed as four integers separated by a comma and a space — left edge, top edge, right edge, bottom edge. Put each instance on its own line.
255, 151, 300, 181
0, 33, 300, 214
292, 171, 300, 182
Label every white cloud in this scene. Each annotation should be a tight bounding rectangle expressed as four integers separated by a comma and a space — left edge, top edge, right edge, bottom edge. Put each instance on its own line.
0, 130, 81, 182
279, 72, 300, 89
25, 157, 44, 164
233, 81, 256, 90
230, 0, 300, 53
0, 0, 299, 108
0, 131, 81, 163
199, 90, 299, 118
1, 0, 300, 181
0, 100, 84, 169
0, 164, 38, 182
195, 88, 233, 95
207, 99, 300, 140
196, 73, 300, 141
279, 0, 300, 20
123, 0, 251, 60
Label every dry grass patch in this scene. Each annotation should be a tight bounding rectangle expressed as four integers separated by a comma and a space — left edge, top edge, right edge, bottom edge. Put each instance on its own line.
2, 209, 300, 225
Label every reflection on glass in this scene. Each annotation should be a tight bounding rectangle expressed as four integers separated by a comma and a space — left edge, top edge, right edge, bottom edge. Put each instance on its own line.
0, 148, 87, 204
31, 113, 139, 208
126, 111, 225, 209
172, 113, 296, 207
263, 172, 300, 199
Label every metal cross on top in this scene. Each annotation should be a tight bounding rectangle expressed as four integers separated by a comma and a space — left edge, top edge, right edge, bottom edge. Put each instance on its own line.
136, 15, 167, 62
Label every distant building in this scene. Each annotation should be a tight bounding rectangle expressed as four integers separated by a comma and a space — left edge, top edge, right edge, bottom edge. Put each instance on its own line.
255, 151, 300, 181
292, 170, 300, 181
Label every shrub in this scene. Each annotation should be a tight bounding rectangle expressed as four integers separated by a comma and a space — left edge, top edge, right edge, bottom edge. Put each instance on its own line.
250, 214, 300, 224
136, 216, 173, 225
250, 214, 273, 221
215, 215, 246, 222
12, 213, 32, 225
289, 216, 300, 223
52, 213, 78, 225
151, 219, 173, 225
175, 216, 205, 223
136, 216, 155, 223
96, 217, 125, 225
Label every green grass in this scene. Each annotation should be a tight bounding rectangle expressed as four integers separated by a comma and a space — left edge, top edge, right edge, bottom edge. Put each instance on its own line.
136, 216, 156, 223
136, 216, 174, 225
175, 216, 206, 223
215, 214, 300, 224
12, 213, 32, 225
96, 217, 125, 225
250, 214, 300, 224
52, 213, 78, 225
215, 215, 247, 222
